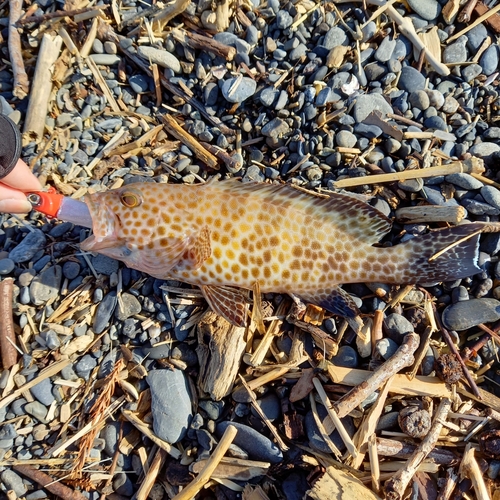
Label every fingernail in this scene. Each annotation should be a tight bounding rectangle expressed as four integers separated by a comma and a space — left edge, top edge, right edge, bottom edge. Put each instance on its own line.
0, 199, 33, 213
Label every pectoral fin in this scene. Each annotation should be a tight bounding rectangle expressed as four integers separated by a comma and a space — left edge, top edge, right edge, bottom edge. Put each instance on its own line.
172, 226, 211, 272
300, 286, 360, 318
201, 285, 250, 327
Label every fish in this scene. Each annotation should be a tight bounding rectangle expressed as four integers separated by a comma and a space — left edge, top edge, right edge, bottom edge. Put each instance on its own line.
80, 179, 485, 326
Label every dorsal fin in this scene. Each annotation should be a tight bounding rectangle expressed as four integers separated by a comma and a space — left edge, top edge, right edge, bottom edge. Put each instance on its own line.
212, 179, 392, 245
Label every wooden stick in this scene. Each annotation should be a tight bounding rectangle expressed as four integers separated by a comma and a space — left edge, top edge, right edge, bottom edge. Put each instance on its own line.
0, 359, 70, 409
334, 157, 484, 189
395, 205, 466, 225
367, 434, 380, 493
459, 0, 479, 22
171, 28, 236, 61
135, 449, 167, 500
22, 34, 63, 144
85, 56, 121, 113
473, 1, 500, 33
16, 5, 107, 25
122, 410, 181, 459
447, 2, 500, 42
384, 398, 452, 500
313, 378, 358, 458
162, 114, 219, 170
0, 279, 18, 370
200, 142, 242, 172
9, 0, 29, 98
152, 0, 190, 30
172, 425, 238, 500
376, 437, 459, 465
459, 444, 491, 500
14, 465, 87, 500
239, 375, 289, 452
331, 333, 420, 418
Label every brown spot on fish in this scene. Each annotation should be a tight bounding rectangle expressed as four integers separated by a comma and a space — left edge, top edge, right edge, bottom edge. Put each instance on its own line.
251, 267, 259, 278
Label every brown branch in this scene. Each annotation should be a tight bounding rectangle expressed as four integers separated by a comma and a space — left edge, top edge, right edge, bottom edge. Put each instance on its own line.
458, 0, 479, 22
384, 398, 452, 500
9, 0, 29, 98
16, 5, 108, 25
330, 333, 420, 418
171, 28, 236, 61
0, 278, 18, 370
14, 465, 87, 500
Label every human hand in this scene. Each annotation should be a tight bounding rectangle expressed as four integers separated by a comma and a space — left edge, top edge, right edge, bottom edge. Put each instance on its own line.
0, 159, 43, 213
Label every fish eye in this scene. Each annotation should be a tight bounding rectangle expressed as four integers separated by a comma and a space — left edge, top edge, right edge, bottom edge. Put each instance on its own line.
120, 192, 142, 208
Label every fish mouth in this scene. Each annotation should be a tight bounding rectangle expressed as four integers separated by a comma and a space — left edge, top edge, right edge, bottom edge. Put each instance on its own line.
80, 194, 120, 252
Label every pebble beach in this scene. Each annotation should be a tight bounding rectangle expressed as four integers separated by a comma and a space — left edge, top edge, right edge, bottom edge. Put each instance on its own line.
2, 0, 500, 498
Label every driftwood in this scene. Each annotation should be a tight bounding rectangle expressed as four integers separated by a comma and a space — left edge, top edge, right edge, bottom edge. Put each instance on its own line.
395, 205, 466, 225
307, 466, 382, 500
22, 34, 63, 144
161, 115, 219, 170
330, 333, 420, 418
9, 0, 29, 98
196, 312, 246, 400
0, 279, 18, 370
171, 28, 236, 61
190, 458, 270, 482
334, 158, 484, 189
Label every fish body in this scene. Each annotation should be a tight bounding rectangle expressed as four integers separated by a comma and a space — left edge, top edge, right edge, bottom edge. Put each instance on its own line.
81, 180, 482, 325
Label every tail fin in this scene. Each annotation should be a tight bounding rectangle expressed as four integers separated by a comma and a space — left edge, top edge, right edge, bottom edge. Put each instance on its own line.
395, 223, 483, 284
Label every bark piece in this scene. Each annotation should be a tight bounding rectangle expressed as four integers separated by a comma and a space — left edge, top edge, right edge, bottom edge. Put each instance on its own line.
9, 0, 29, 98
196, 312, 246, 400
22, 34, 63, 144
0, 279, 18, 370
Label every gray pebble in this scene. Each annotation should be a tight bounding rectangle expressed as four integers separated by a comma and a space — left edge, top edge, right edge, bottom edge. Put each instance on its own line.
442, 95, 459, 114
137, 46, 181, 73
374, 37, 396, 62
261, 117, 290, 138
383, 313, 414, 342
129, 74, 149, 93
92, 254, 119, 275
467, 23, 488, 52
148, 369, 193, 444
481, 186, 500, 210
30, 377, 55, 406
89, 54, 121, 65
62, 261, 80, 280
445, 173, 483, 190
24, 401, 48, 422
216, 421, 283, 463
443, 37, 467, 64
442, 298, 500, 331
462, 63, 483, 82
276, 10, 293, 29
45, 330, 61, 350
331, 345, 358, 368
398, 66, 426, 92
0, 258, 14, 275
30, 265, 62, 306
469, 142, 500, 163
252, 393, 281, 421
407, 0, 441, 20
115, 293, 142, 321
9, 229, 46, 263
323, 27, 348, 49
375, 338, 399, 360
75, 354, 97, 379
409, 90, 430, 110
353, 93, 392, 123
480, 44, 499, 76
1, 470, 27, 497
93, 291, 118, 334
335, 130, 357, 148
114, 473, 134, 496
221, 77, 257, 103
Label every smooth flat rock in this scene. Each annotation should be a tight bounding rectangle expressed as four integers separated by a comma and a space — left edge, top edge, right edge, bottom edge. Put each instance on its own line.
221, 77, 257, 103
216, 421, 283, 463
148, 369, 193, 444
407, 0, 441, 21
353, 93, 392, 123
442, 299, 500, 331
29, 265, 62, 306
137, 46, 181, 73
8, 229, 46, 263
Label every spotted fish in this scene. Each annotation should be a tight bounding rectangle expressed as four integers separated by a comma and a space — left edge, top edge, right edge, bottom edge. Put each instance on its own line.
81, 179, 484, 326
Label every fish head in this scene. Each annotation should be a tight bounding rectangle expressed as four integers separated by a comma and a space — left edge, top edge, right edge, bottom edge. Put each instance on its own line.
80, 184, 158, 264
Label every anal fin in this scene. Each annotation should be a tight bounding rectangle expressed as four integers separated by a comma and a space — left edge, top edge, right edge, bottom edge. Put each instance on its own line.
300, 286, 360, 319
201, 285, 250, 327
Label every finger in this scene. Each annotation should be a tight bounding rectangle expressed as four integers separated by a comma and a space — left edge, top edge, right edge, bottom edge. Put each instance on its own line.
0, 183, 33, 213
2, 159, 42, 192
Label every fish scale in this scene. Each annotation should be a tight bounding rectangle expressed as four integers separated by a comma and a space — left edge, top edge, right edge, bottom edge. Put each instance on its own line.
81, 179, 485, 326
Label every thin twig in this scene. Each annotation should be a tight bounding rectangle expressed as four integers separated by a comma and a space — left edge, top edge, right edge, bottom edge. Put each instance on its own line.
16, 5, 108, 25
14, 465, 87, 500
